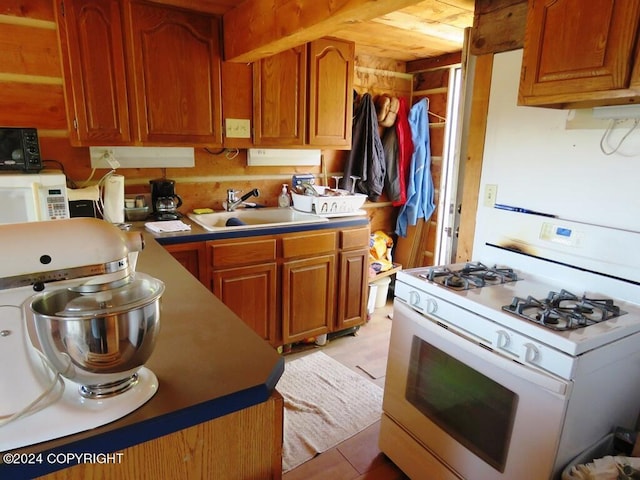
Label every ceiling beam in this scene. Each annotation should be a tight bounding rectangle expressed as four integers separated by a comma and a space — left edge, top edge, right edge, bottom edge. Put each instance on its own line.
223, 0, 425, 63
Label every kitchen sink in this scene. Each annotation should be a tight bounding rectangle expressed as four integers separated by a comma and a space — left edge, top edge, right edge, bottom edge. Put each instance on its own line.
186, 207, 329, 232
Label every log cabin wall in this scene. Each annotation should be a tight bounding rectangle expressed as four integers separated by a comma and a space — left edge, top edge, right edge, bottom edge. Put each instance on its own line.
0, 2, 318, 214
1, 1, 472, 244
0, 1, 401, 235
350, 53, 413, 235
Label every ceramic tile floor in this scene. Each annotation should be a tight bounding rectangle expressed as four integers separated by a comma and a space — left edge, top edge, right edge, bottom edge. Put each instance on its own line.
283, 300, 410, 480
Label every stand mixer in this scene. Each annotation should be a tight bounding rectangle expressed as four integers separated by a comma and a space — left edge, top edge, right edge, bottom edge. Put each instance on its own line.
0, 218, 164, 451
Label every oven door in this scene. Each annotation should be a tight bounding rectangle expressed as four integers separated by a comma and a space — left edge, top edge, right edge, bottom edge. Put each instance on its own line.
382, 299, 571, 480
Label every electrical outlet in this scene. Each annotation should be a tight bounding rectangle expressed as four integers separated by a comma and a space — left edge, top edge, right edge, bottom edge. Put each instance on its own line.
225, 118, 251, 138
103, 149, 120, 170
484, 184, 498, 207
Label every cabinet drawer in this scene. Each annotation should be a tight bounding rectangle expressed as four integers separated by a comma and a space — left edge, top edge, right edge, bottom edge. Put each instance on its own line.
340, 226, 370, 250
282, 231, 336, 258
209, 239, 277, 268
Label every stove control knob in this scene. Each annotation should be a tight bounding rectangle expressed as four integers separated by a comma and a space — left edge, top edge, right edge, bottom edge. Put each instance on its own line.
524, 343, 540, 363
426, 298, 438, 314
496, 330, 511, 349
409, 290, 421, 307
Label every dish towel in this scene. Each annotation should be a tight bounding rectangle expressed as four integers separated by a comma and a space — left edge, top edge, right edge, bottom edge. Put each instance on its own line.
395, 97, 436, 238
144, 220, 191, 233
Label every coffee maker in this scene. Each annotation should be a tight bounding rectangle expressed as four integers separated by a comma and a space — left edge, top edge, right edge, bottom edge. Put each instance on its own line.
150, 178, 183, 220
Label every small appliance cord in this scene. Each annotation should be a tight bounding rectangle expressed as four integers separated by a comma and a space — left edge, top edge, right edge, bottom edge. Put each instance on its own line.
0, 306, 65, 428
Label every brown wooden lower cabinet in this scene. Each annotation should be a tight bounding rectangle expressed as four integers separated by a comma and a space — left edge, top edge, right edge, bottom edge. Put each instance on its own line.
163, 224, 370, 347
212, 262, 278, 345
41, 391, 284, 480
163, 242, 208, 285
336, 247, 369, 330
282, 253, 336, 343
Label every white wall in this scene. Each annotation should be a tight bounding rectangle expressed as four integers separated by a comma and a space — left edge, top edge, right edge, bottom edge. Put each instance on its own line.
476, 50, 640, 234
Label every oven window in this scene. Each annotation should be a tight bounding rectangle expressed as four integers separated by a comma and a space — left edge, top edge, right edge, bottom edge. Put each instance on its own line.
406, 336, 518, 472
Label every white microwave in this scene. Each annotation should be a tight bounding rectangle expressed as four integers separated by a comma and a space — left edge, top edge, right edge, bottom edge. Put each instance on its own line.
0, 171, 70, 224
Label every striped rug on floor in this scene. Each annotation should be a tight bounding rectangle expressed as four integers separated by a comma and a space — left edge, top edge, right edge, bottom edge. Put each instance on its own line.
277, 351, 383, 472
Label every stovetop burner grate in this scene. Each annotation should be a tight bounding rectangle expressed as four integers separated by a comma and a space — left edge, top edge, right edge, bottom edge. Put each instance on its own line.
417, 262, 518, 290
503, 289, 626, 330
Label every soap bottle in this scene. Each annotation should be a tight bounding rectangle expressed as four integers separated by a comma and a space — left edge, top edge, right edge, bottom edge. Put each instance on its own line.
278, 184, 291, 208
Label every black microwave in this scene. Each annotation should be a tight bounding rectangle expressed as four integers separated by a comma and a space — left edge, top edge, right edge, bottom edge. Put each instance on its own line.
0, 127, 43, 172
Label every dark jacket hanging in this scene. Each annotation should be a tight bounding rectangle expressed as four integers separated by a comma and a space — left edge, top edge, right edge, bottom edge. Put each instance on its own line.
342, 93, 385, 201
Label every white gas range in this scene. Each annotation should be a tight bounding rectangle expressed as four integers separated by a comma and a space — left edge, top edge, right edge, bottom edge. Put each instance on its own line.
380, 209, 640, 480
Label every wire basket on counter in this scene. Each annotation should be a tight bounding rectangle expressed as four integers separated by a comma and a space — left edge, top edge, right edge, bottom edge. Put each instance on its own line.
291, 186, 366, 215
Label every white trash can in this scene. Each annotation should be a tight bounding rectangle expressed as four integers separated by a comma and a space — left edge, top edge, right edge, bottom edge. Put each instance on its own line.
367, 283, 378, 315
372, 276, 391, 308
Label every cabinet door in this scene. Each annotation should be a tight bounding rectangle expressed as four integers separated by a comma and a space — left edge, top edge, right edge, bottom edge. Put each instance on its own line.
336, 248, 368, 330
164, 242, 207, 286
57, 0, 131, 145
282, 254, 335, 344
127, 2, 222, 145
253, 45, 307, 146
221, 61, 253, 148
212, 263, 278, 346
308, 38, 354, 147
519, 0, 640, 107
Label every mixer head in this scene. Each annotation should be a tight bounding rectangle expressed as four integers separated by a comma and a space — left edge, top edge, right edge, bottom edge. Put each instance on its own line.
0, 218, 144, 290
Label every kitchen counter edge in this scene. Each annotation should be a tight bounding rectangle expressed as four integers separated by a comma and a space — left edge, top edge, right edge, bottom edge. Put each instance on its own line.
148, 214, 370, 245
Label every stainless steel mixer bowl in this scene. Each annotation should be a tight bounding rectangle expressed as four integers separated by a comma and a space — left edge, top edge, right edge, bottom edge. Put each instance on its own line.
29, 272, 164, 398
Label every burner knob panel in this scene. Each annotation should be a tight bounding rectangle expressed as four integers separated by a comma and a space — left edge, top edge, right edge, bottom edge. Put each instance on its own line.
407, 290, 438, 315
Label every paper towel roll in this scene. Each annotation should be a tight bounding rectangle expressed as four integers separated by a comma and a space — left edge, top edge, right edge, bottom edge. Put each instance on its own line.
103, 174, 124, 223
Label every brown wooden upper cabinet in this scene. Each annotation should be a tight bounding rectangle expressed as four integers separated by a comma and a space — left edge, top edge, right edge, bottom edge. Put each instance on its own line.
56, 0, 223, 146
519, 0, 640, 109
253, 38, 354, 148
56, 0, 131, 145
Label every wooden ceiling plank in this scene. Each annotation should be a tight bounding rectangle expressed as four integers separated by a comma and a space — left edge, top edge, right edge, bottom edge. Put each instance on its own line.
371, 11, 466, 43
336, 22, 460, 50
223, 0, 426, 62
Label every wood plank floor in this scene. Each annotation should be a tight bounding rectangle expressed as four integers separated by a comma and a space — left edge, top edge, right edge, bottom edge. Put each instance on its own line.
282, 300, 409, 480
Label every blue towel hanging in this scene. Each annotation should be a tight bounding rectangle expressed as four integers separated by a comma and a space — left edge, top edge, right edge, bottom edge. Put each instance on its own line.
395, 98, 436, 238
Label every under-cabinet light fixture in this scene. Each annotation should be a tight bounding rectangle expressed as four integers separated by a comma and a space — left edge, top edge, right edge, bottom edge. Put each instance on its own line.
592, 104, 640, 120
89, 146, 195, 169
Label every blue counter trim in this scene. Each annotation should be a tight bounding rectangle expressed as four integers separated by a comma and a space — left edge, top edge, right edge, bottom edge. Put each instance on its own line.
155, 217, 369, 245
2, 357, 285, 480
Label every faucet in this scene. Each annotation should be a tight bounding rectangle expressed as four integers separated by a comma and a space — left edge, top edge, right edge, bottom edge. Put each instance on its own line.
225, 188, 260, 211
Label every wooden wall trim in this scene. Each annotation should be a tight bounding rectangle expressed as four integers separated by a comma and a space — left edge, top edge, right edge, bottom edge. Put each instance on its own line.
470, 0, 527, 55
0, 13, 55, 28
354, 65, 413, 80
406, 51, 462, 73
456, 53, 493, 262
